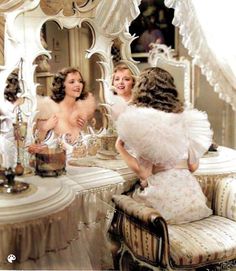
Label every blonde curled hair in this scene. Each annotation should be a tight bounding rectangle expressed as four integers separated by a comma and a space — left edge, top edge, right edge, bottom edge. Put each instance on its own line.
111, 63, 136, 94
132, 67, 183, 113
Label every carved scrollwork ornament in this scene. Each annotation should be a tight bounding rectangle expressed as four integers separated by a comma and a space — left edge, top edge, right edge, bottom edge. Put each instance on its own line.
40, 0, 96, 16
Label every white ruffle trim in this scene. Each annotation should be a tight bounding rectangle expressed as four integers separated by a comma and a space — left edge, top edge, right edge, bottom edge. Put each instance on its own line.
183, 108, 213, 163
117, 106, 212, 166
165, 0, 236, 110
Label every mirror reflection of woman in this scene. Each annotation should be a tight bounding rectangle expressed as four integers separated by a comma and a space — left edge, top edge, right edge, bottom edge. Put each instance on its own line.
112, 63, 136, 102
0, 69, 30, 170
30, 67, 96, 155
109, 63, 136, 121
3, 69, 26, 113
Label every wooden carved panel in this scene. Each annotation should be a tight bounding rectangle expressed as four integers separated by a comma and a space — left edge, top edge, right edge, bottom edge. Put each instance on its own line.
40, 0, 90, 16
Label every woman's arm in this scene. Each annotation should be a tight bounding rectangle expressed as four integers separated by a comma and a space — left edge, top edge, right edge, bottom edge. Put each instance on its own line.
115, 138, 152, 180
36, 115, 58, 142
188, 160, 199, 173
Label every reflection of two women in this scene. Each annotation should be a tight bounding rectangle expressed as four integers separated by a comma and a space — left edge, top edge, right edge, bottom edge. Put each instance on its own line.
29, 67, 96, 157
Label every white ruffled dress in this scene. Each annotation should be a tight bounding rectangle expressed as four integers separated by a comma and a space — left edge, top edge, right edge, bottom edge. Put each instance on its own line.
116, 106, 213, 224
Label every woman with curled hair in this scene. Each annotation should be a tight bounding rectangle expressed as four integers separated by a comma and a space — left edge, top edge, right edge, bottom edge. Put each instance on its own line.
131, 67, 183, 113
4, 70, 21, 103
3, 69, 28, 110
51, 67, 88, 103
111, 63, 136, 102
31, 67, 96, 155
115, 67, 213, 224
108, 63, 137, 121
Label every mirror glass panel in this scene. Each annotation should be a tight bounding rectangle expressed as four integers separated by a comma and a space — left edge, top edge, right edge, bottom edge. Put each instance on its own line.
34, 21, 102, 99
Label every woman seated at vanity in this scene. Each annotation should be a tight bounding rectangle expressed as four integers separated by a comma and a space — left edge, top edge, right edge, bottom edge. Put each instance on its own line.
29, 67, 96, 156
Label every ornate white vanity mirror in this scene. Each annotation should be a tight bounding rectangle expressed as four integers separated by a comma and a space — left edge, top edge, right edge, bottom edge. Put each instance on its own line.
0, 0, 142, 173
0, 0, 141, 105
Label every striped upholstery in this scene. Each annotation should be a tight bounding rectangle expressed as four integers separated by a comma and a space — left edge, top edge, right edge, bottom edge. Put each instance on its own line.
168, 215, 236, 267
111, 176, 236, 270
196, 174, 233, 209
196, 176, 218, 208
122, 215, 161, 265
214, 176, 236, 221
112, 195, 165, 266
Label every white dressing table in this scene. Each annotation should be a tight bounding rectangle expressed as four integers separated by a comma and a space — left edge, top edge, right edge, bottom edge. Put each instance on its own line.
0, 146, 235, 270
0, 161, 137, 270
0, 177, 78, 266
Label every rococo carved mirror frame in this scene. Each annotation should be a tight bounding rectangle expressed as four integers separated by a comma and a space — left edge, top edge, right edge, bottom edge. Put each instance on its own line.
0, 0, 141, 114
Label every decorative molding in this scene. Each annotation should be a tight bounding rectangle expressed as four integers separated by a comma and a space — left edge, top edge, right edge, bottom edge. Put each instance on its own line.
40, 0, 98, 17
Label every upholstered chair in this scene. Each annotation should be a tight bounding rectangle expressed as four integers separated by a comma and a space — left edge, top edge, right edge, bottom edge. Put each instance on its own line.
109, 176, 236, 270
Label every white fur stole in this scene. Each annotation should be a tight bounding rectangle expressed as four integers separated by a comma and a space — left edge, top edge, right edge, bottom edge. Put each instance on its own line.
36, 95, 59, 120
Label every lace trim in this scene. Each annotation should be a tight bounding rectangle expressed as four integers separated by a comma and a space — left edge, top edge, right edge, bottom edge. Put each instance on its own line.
165, 0, 236, 110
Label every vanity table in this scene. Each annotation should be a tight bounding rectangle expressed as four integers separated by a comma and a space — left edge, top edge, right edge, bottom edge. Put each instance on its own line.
195, 146, 236, 205
196, 146, 236, 175
0, 177, 78, 266
0, 147, 235, 270
0, 161, 137, 270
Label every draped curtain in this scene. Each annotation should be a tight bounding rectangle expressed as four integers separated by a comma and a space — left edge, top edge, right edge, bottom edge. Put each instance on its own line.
165, 0, 236, 111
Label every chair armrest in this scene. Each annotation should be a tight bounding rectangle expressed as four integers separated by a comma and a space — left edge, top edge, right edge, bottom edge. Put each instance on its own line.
110, 194, 169, 268
112, 194, 164, 226
214, 175, 236, 221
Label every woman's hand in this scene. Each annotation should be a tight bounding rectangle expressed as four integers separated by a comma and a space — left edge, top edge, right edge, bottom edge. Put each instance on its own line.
140, 179, 148, 189
38, 115, 58, 132
28, 144, 48, 154
188, 162, 199, 172
45, 115, 58, 130
115, 137, 125, 152
76, 117, 86, 129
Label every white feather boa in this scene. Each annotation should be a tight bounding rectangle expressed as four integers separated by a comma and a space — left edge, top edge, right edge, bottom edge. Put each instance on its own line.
35, 93, 96, 121
116, 106, 212, 166
36, 95, 59, 120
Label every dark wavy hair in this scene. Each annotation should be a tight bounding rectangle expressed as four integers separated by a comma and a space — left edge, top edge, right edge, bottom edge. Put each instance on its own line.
131, 67, 183, 113
4, 69, 21, 103
51, 67, 88, 103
